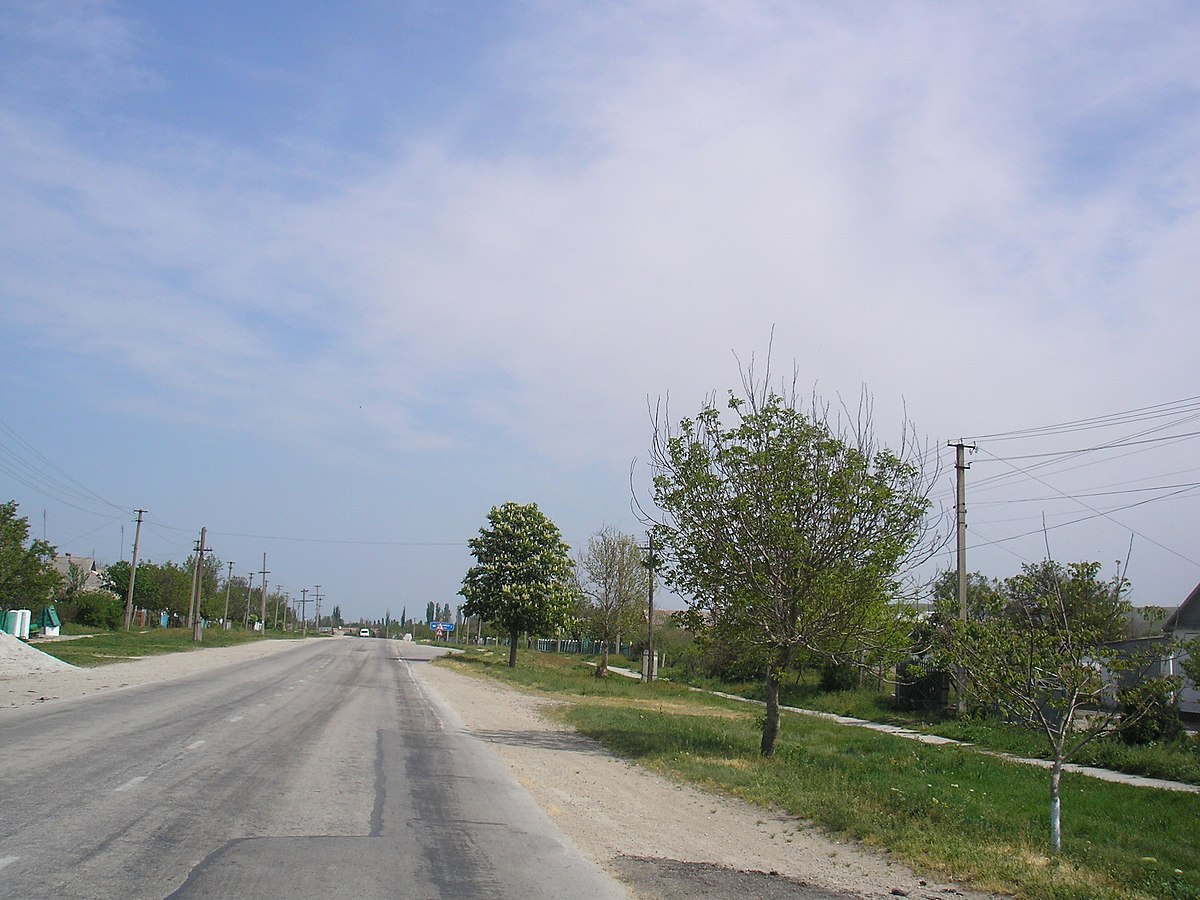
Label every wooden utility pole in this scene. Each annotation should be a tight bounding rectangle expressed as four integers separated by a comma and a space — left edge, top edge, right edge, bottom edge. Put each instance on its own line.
299, 588, 308, 634
949, 441, 975, 713
314, 585, 322, 636
123, 509, 145, 632
222, 560, 235, 630
258, 553, 269, 633
192, 527, 210, 642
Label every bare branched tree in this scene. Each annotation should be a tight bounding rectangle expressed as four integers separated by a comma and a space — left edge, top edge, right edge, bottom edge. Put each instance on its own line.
577, 527, 646, 677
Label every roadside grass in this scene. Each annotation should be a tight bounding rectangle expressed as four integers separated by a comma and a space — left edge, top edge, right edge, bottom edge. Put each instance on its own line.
439, 648, 1199, 900
35, 627, 299, 667
669, 671, 1200, 786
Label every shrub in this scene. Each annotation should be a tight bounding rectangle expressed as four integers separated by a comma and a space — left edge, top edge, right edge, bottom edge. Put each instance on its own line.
72, 591, 123, 630
1118, 678, 1184, 745
819, 659, 859, 692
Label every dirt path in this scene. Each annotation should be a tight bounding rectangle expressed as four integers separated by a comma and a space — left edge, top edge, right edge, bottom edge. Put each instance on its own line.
0, 637, 303, 708
417, 660, 999, 900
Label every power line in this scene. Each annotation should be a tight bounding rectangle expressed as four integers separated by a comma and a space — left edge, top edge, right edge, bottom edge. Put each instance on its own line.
972, 447, 1200, 568
0, 420, 127, 515
963, 395, 1200, 442
971, 481, 1200, 506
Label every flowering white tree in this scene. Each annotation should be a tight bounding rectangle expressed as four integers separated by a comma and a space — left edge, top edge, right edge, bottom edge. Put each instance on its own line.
460, 502, 577, 667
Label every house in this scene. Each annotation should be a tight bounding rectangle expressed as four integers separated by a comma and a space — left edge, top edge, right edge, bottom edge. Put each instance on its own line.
1164, 581, 1200, 715
50, 554, 107, 594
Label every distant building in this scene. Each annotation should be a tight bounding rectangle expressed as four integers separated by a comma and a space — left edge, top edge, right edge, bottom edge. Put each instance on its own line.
50, 554, 108, 594
1164, 582, 1200, 715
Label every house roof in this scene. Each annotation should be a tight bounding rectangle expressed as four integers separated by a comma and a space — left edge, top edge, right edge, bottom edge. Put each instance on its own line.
50, 554, 100, 577
1164, 580, 1200, 631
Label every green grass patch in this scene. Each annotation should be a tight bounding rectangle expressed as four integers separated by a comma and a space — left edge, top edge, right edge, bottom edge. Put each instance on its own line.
35, 627, 299, 667
440, 649, 1199, 900
664, 670, 1200, 786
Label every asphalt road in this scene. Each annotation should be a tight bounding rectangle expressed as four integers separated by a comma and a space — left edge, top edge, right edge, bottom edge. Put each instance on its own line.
0, 639, 625, 899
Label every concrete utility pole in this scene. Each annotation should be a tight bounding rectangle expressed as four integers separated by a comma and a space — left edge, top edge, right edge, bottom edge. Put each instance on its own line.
949, 440, 976, 713
222, 560, 235, 631
258, 553, 270, 634
314, 584, 322, 635
192, 527, 210, 643
186, 536, 201, 628
299, 588, 308, 634
643, 535, 656, 683
300, 591, 309, 637
243, 573, 254, 629
123, 509, 145, 632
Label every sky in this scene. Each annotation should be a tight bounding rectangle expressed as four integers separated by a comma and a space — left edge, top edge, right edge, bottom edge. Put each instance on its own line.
1, 1, 1198, 621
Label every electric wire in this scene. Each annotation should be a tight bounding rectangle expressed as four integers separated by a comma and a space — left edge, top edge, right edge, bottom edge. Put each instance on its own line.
972, 447, 1200, 567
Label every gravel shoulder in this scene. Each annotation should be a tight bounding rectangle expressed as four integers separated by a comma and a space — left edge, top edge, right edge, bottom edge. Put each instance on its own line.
416, 659, 1000, 900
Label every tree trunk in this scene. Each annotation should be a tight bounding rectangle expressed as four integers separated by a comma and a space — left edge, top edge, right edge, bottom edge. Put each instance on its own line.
761, 670, 781, 757
1049, 757, 1063, 854
508, 628, 519, 668
596, 640, 609, 678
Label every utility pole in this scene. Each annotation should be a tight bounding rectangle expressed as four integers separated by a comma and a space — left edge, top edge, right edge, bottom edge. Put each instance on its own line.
222, 560, 235, 631
949, 440, 976, 714
300, 591, 309, 637
314, 584, 323, 636
243, 574, 253, 629
192, 526, 210, 642
643, 535, 656, 683
300, 588, 308, 634
186, 536, 201, 628
258, 553, 269, 634
123, 509, 145, 632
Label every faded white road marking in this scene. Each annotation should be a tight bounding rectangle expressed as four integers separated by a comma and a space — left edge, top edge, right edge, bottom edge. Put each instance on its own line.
229, 716, 244, 722
186, 740, 205, 751
0, 855, 20, 871
114, 776, 146, 792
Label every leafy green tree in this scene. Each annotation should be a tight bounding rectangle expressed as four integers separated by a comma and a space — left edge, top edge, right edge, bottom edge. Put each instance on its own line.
331, 605, 343, 627
1181, 640, 1200, 690
577, 527, 646, 677
460, 502, 578, 667
425, 601, 435, 625
931, 568, 1002, 622
0, 501, 60, 611
648, 379, 934, 756
58, 560, 91, 604
102, 560, 160, 610
144, 560, 193, 619
935, 559, 1167, 855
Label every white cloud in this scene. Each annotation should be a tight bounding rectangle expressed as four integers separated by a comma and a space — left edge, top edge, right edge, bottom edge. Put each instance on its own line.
2, 2, 1198, 605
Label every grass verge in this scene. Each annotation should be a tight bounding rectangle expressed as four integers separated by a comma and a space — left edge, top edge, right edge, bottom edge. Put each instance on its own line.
439, 648, 1198, 900
669, 672, 1200, 786
34, 627, 300, 667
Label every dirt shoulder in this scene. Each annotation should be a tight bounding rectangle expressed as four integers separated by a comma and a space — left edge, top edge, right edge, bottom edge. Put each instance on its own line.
417, 660, 999, 900
0, 638, 303, 709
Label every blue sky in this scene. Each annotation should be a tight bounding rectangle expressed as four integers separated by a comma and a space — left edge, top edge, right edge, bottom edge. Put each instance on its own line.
2, 1, 1199, 620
